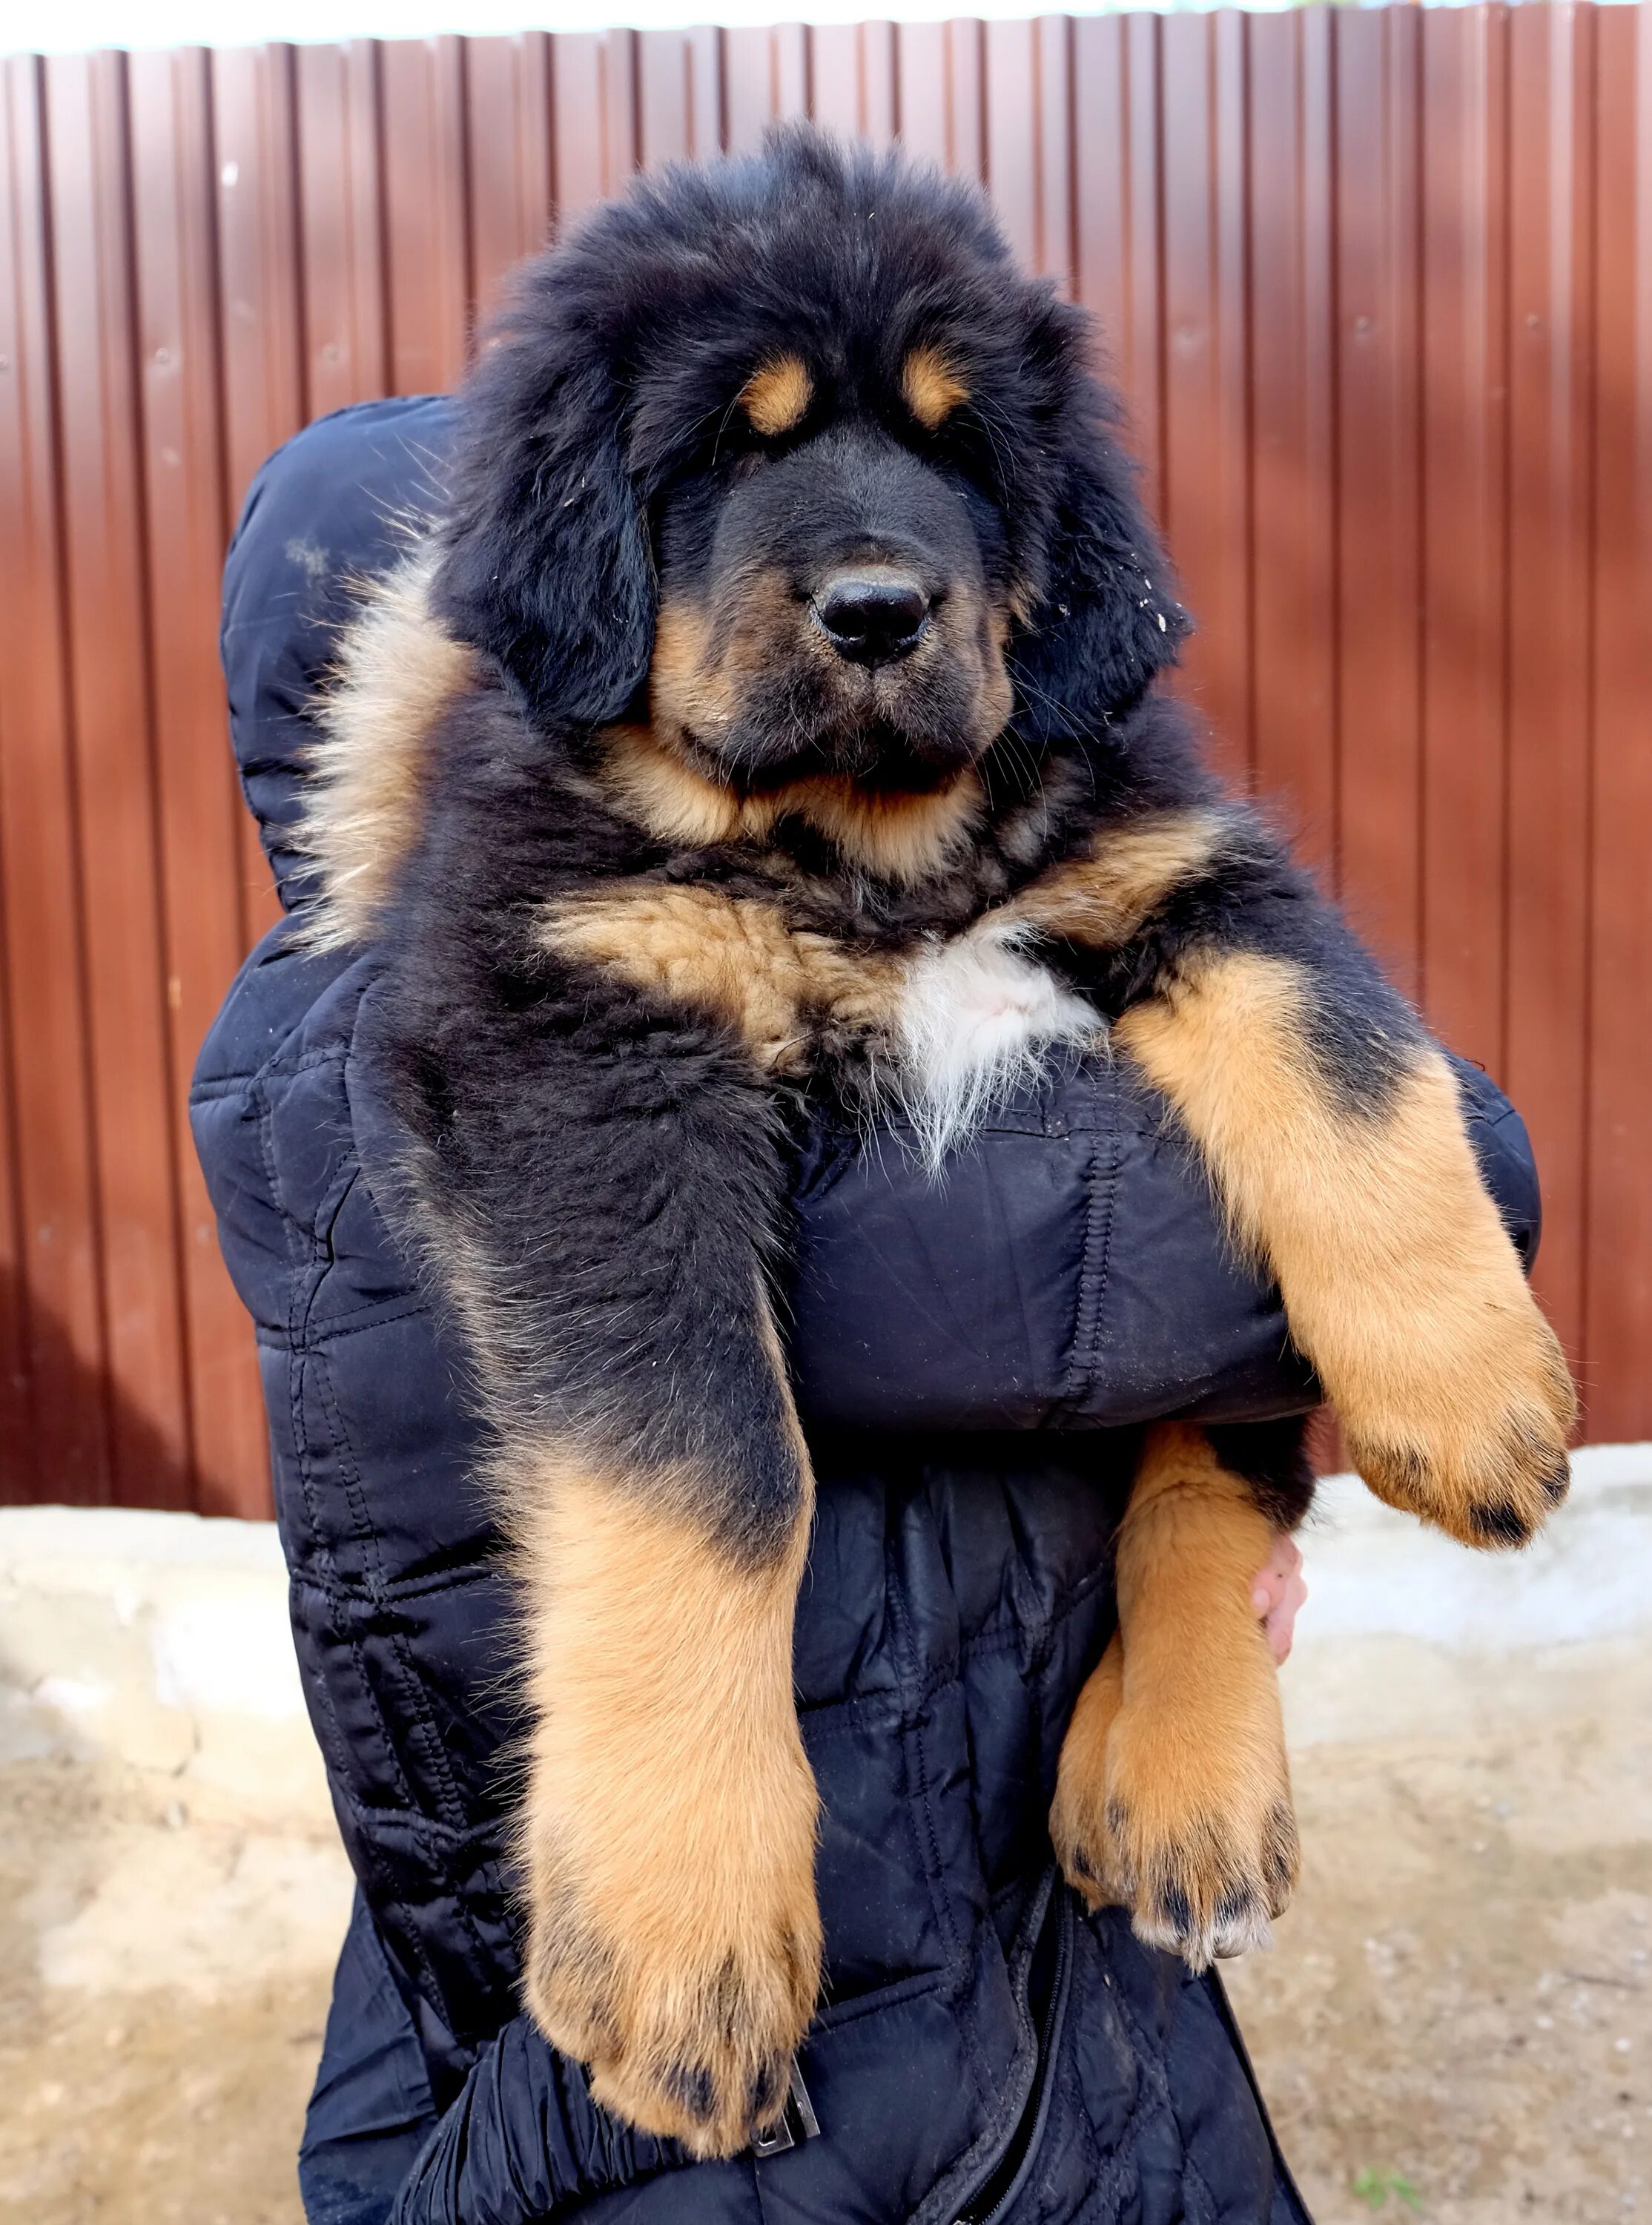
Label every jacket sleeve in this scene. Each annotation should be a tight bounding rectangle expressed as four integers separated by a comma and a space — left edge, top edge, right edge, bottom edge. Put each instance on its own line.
391, 2016, 690, 2225
787, 1046, 1542, 1437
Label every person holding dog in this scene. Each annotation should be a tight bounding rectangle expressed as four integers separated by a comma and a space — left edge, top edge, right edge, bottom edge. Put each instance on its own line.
196, 133, 1558, 2225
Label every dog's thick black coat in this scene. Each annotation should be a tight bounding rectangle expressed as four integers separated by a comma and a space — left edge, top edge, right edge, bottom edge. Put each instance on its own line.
285, 133, 1571, 2171
380, 133, 1410, 1541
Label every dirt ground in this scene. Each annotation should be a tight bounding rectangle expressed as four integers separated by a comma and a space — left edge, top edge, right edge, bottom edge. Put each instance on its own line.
0, 1758, 345, 2224
1229, 1641, 1652, 2225
2, 1651, 1648, 2225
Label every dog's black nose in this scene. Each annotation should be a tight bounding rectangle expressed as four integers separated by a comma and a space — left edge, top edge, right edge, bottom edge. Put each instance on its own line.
813, 572, 931, 665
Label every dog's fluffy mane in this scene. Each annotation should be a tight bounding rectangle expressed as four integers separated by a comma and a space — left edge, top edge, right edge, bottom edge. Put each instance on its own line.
300, 126, 1199, 947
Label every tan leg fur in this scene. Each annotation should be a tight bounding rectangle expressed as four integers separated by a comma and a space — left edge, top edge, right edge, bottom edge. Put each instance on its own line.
538, 882, 905, 1074
515, 1456, 822, 2157
1115, 952, 1576, 1546
997, 808, 1230, 948
1051, 1423, 1298, 1967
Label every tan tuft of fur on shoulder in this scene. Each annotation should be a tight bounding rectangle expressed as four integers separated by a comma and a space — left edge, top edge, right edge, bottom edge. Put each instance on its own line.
294, 549, 474, 950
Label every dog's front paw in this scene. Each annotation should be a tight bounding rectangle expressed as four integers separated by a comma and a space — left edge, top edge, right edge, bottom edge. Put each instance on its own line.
1092, 1691, 1298, 1968
525, 1803, 822, 2158
1340, 1285, 1575, 1550
527, 1888, 819, 2156
1051, 1626, 1298, 1970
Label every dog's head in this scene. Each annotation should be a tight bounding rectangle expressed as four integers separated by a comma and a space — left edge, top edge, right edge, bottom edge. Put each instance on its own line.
435, 127, 1186, 808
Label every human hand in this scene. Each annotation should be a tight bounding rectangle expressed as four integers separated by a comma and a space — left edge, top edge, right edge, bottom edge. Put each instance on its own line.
1250, 1532, 1306, 1664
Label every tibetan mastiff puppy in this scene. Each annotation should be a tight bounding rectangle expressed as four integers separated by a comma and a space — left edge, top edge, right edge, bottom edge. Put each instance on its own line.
300, 128, 1574, 2158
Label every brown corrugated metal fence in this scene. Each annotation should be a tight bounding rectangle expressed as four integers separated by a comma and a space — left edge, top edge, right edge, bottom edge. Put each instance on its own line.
1, 6, 1649, 1517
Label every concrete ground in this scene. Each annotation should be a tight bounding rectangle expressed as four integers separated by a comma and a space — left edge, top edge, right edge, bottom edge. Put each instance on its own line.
1, 1449, 1649, 2224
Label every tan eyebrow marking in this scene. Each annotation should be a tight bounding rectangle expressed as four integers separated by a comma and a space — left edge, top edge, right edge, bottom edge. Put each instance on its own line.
902, 345, 970, 429
739, 354, 814, 438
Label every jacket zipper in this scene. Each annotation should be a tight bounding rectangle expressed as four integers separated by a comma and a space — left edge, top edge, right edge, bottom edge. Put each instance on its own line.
951, 1889, 1076, 2225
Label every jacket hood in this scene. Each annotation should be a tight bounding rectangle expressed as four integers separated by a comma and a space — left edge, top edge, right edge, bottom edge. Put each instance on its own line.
220, 394, 457, 910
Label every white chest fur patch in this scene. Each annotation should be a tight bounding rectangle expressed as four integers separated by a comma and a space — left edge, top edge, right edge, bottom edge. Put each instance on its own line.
894, 922, 1102, 1170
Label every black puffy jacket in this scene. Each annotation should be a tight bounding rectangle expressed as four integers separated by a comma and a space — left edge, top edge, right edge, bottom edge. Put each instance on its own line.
194, 398, 1542, 2225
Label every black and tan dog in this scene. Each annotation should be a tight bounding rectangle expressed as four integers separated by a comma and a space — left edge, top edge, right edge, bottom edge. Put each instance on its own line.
300, 129, 1575, 2158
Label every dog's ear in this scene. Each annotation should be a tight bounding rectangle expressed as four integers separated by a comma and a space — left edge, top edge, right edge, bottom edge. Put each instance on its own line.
432, 291, 653, 731
1009, 383, 1189, 745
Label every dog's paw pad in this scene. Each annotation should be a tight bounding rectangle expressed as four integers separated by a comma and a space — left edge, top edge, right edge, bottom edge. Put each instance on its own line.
549, 1925, 817, 2158
1342, 1297, 1576, 1552
1094, 1712, 1300, 1973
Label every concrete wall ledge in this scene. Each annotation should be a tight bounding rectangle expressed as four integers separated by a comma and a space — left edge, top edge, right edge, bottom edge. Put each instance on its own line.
3, 1443, 1648, 1823
0, 1501, 328, 1827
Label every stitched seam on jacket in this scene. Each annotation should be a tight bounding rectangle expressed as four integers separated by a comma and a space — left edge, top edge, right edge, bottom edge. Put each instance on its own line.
905, 1555, 1117, 1708
191, 1052, 339, 1100
303, 1171, 504, 1990
306, 1295, 430, 1336
1055, 1928, 1172, 2224
239, 957, 478, 2037
1054, 1107, 1120, 1421
314, 1353, 478, 1840
283, 1154, 458, 2019
812, 1965, 952, 2035
1161, 1994, 1231, 2222
881, 1533, 997, 2110
882, 1540, 966, 1974
193, 1043, 353, 1104
1052, 2023, 1163, 2225
334, 1804, 503, 1847
257, 1078, 437, 2010
328, 995, 518, 1971
1097, 1947, 1225, 2221
285, 1365, 417, 1815
288, 1556, 499, 1605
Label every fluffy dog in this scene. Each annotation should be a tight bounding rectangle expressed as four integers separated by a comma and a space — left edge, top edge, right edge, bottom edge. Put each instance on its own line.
300, 128, 1575, 2158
